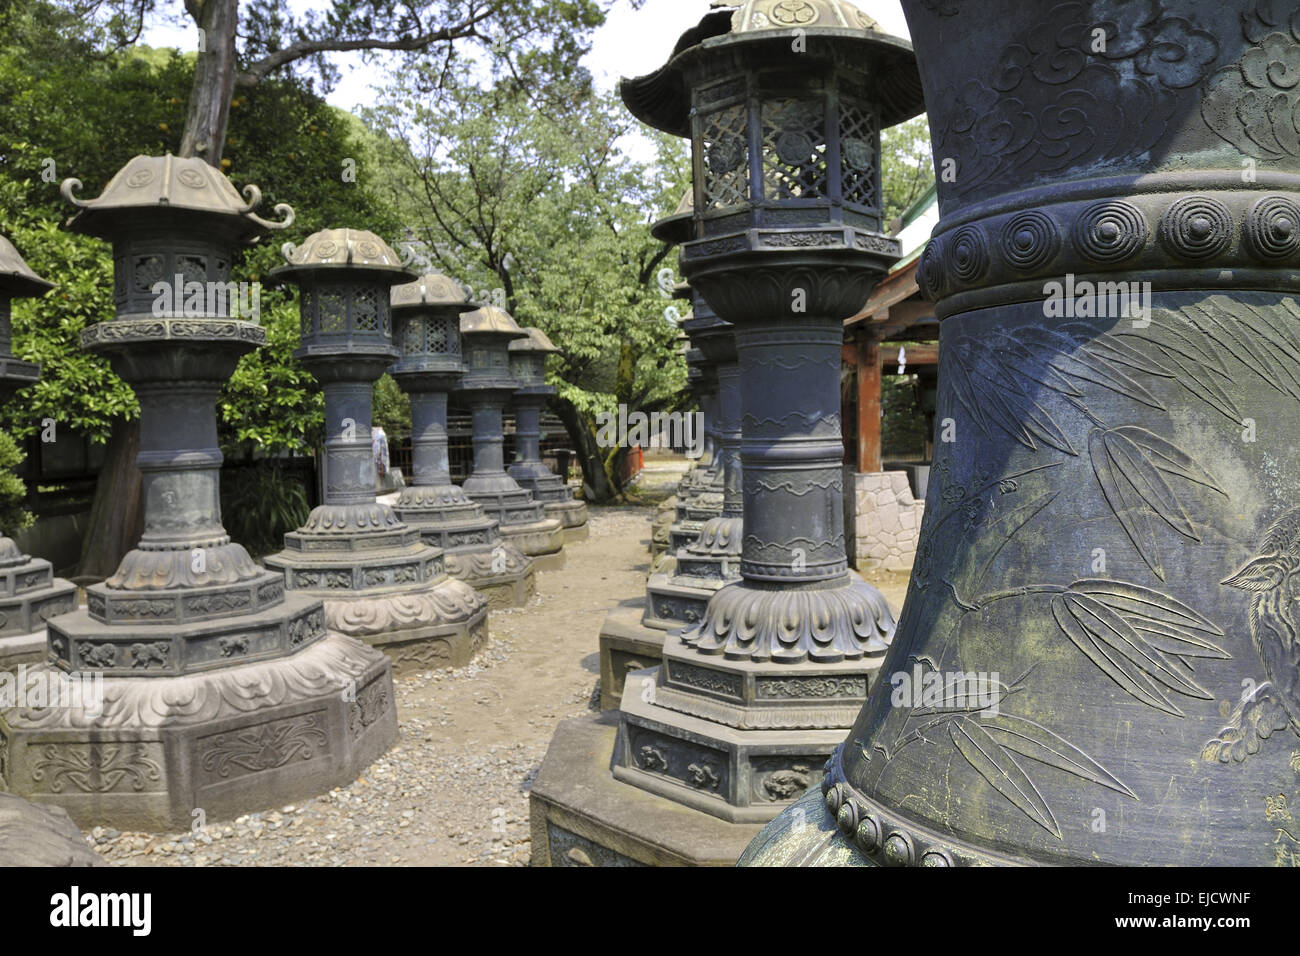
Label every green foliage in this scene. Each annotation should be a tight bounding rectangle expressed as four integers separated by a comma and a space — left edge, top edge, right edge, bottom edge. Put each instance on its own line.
0, 430, 33, 534
882, 374, 927, 461
219, 461, 311, 558
881, 115, 934, 227
364, 70, 691, 495
372, 374, 411, 441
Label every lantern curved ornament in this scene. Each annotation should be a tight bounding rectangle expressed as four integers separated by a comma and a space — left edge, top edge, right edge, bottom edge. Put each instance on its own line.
58, 177, 87, 209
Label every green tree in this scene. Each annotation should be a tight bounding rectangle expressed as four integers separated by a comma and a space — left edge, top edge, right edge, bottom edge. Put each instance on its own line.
365, 69, 689, 499
881, 114, 934, 226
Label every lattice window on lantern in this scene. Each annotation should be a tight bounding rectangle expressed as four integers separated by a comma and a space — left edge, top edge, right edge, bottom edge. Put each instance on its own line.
0, 298, 10, 350
761, 98, 827, 201
133, 255, 165, 293
318, 290, 346, 333
699, 104, 749, 210
427, 316, 451, 353
402, 317, 424, 354
840, 100, 880, 210
380, 298, 391, 335
302, 291, 316, 336
177, 255, 207, 285
353, 286, 378, 331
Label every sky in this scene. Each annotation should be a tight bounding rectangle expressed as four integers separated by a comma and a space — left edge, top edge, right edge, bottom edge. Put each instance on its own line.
141, 0, 910, 113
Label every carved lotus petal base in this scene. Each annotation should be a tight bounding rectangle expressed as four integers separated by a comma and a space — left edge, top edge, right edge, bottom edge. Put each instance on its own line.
395, 483, 475, 510
0, 631, 397, 831
685, 515, 743, 557
299, 502, 404, 535
0, 537, 27, 569
108, 541, 263, 590
679, 573, 896, 663
322, 574, 486, 634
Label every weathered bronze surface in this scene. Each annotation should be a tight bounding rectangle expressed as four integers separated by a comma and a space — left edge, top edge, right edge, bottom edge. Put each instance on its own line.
744, 0, 1300, 866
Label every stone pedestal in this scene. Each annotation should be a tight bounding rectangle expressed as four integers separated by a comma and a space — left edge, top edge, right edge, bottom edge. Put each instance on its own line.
457, 307, 565, 569
1, 157, 400, 829
264, 231, 488, 673
529, 711, 762, 866
388, 273, 535, 610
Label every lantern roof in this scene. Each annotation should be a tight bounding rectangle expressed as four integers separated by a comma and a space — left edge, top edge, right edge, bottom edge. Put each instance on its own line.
619, 0, 924, 137
460, 305, 527, 339
391, 271, 478, 310
61, 154, 294, 238
272, 228, 413, 282
0, 235, 53, 298
509, 327, 560, 354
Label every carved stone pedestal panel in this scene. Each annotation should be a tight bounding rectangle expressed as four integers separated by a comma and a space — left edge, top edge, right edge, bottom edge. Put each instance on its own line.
1, 630, 396, 831
529, 711, 763, 866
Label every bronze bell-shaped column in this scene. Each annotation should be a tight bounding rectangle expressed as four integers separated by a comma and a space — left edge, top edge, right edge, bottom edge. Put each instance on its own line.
745, 0, 1300, 866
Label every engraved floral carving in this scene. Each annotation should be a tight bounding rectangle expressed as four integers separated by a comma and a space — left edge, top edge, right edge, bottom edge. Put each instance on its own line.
1203, 2, 1300, 158
32, 743, 163, 793
200, 714, 329, 778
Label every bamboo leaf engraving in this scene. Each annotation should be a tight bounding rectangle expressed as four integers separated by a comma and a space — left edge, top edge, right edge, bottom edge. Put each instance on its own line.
1088, 426, 1227, 580
949, 716, 1059, 837
1050, 591, 1213, 717
1068, 578, 1230, 660
978, 713, 1137, 800
950, 335, 1077, 454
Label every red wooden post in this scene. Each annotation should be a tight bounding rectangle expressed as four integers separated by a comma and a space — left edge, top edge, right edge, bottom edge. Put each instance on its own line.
857, 334, 882, 473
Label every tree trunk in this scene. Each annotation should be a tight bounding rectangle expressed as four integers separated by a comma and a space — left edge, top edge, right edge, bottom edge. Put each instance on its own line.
179, 0, 239, 165
552, 398, 617, 503
77, 418, 143, 581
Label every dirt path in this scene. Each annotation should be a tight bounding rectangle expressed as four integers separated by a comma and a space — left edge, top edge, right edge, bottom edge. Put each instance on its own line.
91, 460, 911, 866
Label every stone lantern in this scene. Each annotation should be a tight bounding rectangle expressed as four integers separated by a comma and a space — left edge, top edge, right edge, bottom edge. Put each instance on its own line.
530, 0, 917, 866
0, 155, 398, 830
456, 306, 565, 569
0, 237, 76, 668
388, 272, 533, 609
508, 328, 589, 541
263, 231, 488, 671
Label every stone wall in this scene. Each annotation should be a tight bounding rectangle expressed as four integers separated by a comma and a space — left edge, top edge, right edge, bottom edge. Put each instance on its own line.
849, 471, 924, 573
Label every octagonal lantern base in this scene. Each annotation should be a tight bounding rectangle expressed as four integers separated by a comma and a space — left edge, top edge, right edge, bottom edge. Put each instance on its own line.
0, 557, 77, 669
642, 554, 737, 632
544, 499, 589, 541
598, 601, 669, 710
495, 517, 565, 570
529, 710, 762, 867
312, 577, 489, 674
0, 627, 397, 832
393, 487, 537, 609
649, 498, 676, 559
611, 666, 850, 824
